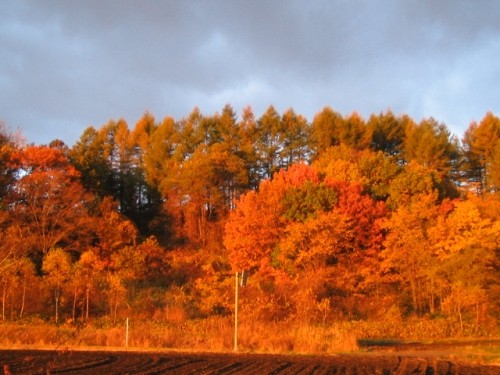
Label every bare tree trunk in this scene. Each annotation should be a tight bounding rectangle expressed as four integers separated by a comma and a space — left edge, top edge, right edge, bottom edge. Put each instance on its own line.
428, 274, 435, 314
198, 206, 203, 243
85, 285, 90, 322
409, 277, 418, 314
457, 300, 463, 334
72, 288, 77, 322
475, 301, 480, 332
2, 284, 6, 321
20, 281, 26, 319
55, 288, 60, 324
430, 292, 435, 315
113, 293, 119, 324
9, 290, 13, 320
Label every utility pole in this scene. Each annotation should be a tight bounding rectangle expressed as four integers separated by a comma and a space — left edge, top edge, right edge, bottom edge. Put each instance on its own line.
234, 271, 238, 351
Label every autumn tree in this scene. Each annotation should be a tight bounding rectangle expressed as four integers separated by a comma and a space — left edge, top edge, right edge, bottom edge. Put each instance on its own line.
313, 145, 400, 202
366, 111, 406, 157
403, 118, 459, 186
255, 106, 287, 179
1, 258, 15, 320
91, 197, 137, 261
69, 126, 115, 198
14, 257, 36, 319
342, 112, 371, 150
165, 143, 247, 246
9, 145, 95, 257
42, 248, 72, 324
0, 122, 17, 208
71, 249, 104, 321
0, 218, 24, 272
310, 107, 345, 157
0, 126, 23, 270
225, 163, 318, 272
3, 105, 496, 328
382, 191, 499, 323
461, 112, 500, 194
124, 115, 164, 233
386, 161, 441, 209
0, 256, 35, 320
106, 119, 159, 233
381, 194, 442, 315
143, 116, 180, 190
225, 162, 387, 320
429, 198, 499, 330
140, 115, 182, 243
237, 106, 260, 190
310, 108, 370, 158
280, 108, 310, 168
70, 118, 162, 235
278, 180, 386, 318
147, 106, 253, 247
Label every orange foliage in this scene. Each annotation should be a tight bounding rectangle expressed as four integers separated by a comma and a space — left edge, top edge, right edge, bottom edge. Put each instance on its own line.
12, 145, 79, 178
9, 146, 94, 254
226, 161, 388, 320
1, 108, 499, 335
225, 163, 320, 272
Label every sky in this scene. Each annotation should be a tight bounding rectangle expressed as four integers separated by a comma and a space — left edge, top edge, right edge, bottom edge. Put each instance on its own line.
1, 0, 499, 147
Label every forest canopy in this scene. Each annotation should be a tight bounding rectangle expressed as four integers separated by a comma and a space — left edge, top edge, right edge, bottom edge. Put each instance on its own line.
0, 106, 498, 335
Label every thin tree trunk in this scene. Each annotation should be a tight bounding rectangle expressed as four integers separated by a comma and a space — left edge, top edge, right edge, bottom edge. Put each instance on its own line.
428, 274, 435, 314
55, 288, 60, 324
2, 285, 6, 321
72, 289, 77, 322
410, 277, 418, 314
9, 290, 13, 320
113, 293, 119, 324
85, 285, 90, 322
20, 281, 26, 319
475, 301, 480, 331
457, 300, 463, 334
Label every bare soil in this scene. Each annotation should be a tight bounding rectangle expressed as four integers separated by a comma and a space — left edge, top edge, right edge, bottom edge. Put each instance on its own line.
0, 347, 498, 375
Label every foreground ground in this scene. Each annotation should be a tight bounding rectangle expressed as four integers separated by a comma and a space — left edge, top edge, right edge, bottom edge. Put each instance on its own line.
0, 347, 498, 375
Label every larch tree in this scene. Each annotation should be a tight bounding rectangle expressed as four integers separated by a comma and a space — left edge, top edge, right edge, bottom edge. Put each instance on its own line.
69, 126, 115, 198
342, 112, 371, 150
128, 114, 163, 233
403, 118, 459, 181
237, 106, 260, 190
367, 111, 406, 157
255, 105, 287, 180
280, 108, 310, 168
462, 112, 500, 194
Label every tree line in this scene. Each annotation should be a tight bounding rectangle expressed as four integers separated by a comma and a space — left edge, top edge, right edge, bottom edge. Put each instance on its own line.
0, 105, 498, 333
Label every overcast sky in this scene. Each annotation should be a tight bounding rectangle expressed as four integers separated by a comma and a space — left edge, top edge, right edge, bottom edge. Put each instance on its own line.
1, 0, 499, 146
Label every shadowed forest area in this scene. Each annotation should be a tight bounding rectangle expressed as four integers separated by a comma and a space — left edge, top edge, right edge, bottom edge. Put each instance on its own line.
0, 105, 498, 352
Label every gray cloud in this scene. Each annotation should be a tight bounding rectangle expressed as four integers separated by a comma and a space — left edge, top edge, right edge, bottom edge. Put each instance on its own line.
1, 0, 499, 145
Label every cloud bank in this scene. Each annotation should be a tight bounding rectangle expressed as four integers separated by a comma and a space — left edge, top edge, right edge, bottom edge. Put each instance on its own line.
1, 0, 499, 145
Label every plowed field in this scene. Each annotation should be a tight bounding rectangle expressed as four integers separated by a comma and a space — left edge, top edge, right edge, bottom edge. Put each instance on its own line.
0, 349, 498, 375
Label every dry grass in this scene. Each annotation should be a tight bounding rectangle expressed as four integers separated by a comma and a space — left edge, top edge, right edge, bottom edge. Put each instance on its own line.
0, 315, 496, 354
0, 318, 358, 354
238, 322, 358, 353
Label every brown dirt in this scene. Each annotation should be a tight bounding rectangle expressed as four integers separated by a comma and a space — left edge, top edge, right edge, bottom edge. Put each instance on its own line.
0, 349, 498, 375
